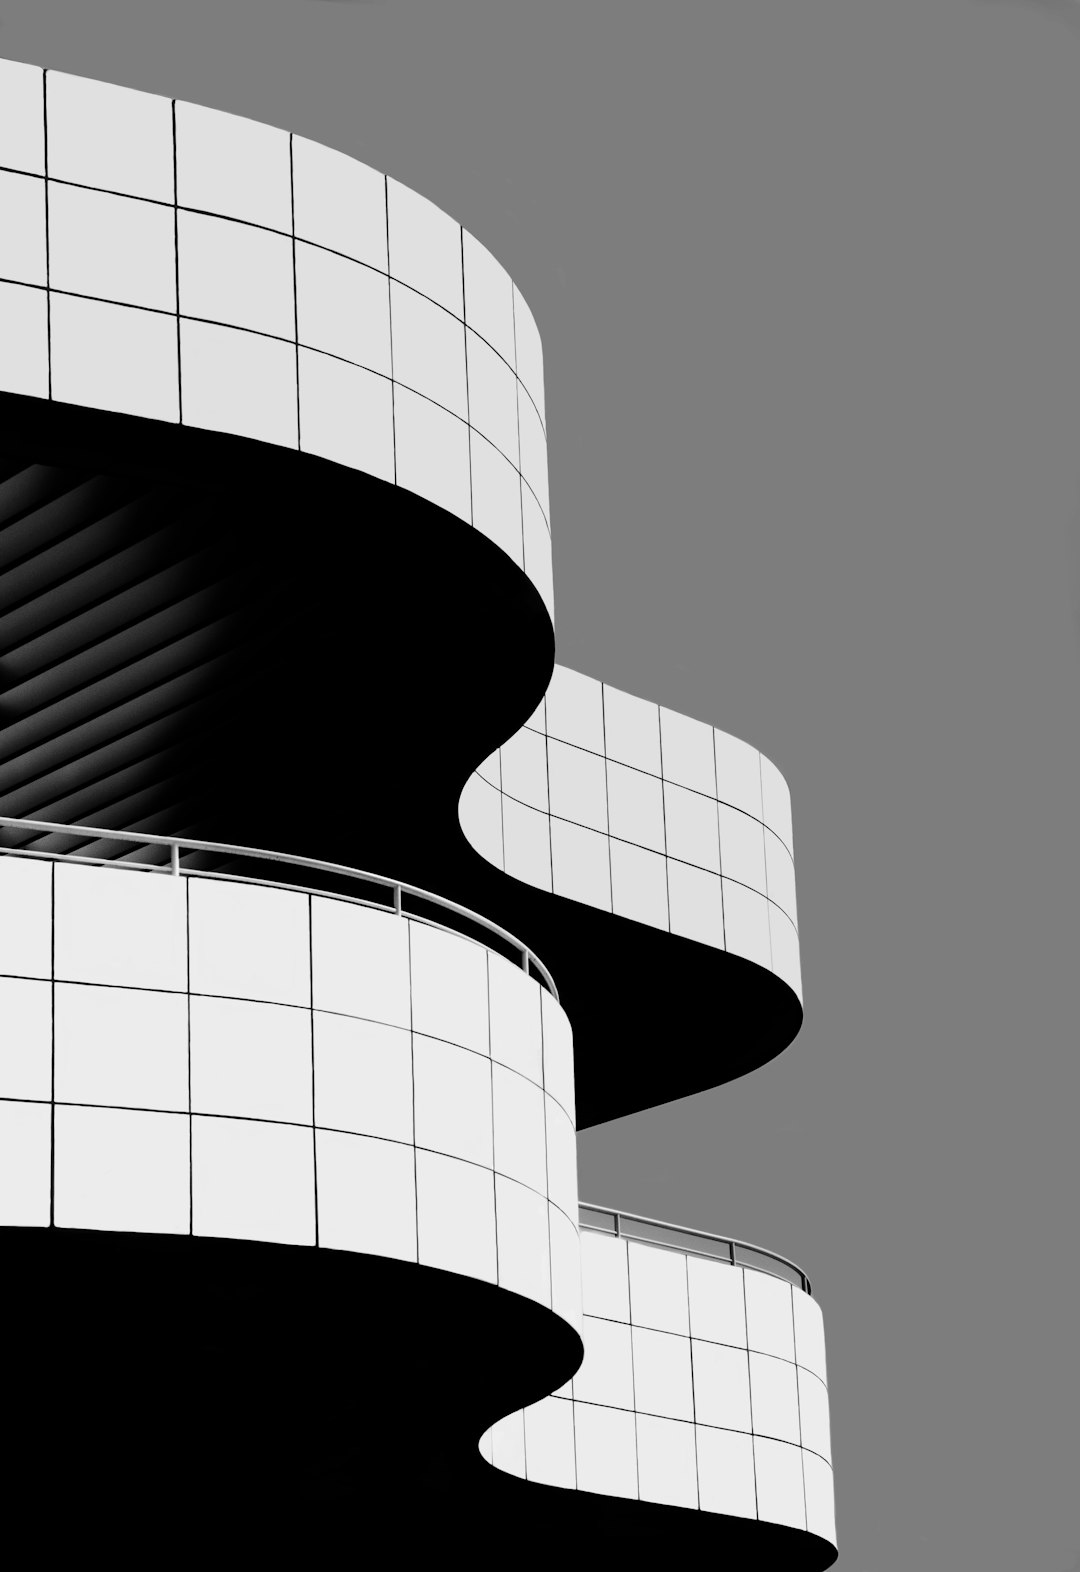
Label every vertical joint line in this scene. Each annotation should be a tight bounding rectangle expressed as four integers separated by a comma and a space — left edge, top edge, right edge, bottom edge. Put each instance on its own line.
172, 99, 182, 423
385, 177, 397, 487
42, 71, 51, 401
290, 135, 301, 452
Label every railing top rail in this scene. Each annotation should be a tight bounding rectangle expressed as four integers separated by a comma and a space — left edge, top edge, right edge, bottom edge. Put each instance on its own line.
0, 815, 558, 1000
579, 1202, 811, 1296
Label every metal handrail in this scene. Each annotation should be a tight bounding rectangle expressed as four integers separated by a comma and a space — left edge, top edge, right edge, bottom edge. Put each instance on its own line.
579, 1202, 811, 1297
0, 815, 558, 1000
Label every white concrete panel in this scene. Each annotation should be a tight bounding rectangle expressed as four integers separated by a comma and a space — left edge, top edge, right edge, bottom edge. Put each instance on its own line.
55, 1104, 189, 1234
0, 59, 45, 175
745, 1270, 796, 1362
0, 976, 52, 1101
754, 1435, 807, 1530
192, 1114, 315, 1247
502, 797, 552, 892
0, 170, 46, 286
310, 898, 410, 1029
573, 1404, 637, 1499
487, 953, 543, 1085
178, 209, 294, 339
522, 487, 554, 618
722, 879, 773, 969
458, 772, 505, 871
466, 328, 519, 465
463, 230, 516, 368
544, 1097, 578, 1224
798, 1367, 832, 1463
175, 100, 291, 232
793, 1286, 828, 1385
190, 995, 313, 1125
687, 1257, 747, 1349
492, 1063, 547, 1195
49, 184, 176, 311
718, 803, 768, 896
47, 71, 174, 201
692, 1339, 752, 1432
292, 137, 388, 271
802, 1451, 837, 1545
714, 728, 764, 820
667, 860, 724, 949
523, 1395, 576, 1489
490, 1410, 526, 1479
540, 987, 574, 1116
0, 1099, 51, 1226
296, 241, 391, 374
386, 179, 463, 318
409, 922, 489, 1055
413, 1036, 493, 1169
761, 755, 794, 854
189, 877, 310, 1008
550, 818, 610, 912
54, 863, 186, 993
469, 431, 523, 566
664, 781, 721, 874
628, 1239, 690, 1336
0, 857, 51, 980
749, 1351, 801, 1444
0, 280, 49, 397
315, 1128, 417, 1262
603, 685, 661, 777
660, 708, 717, 796
415, 1147, 497, 1285
636, 1414, 698, 1509
298, 349, 395, 481
606, 761, 665, 854
696, 1426, 757, 1519
580, 1230, 630, 1323
313, 1012, 413, 1144
548, 740, 607, 835
179, 318, 298, 448
495, 1173, 551, 1307
549, 1203, 582, 1331
54, 982, 188, 1113
545, 667, 604, 754
573, 1316, 634, 1410
50, 294, 180, 422
390, 281, 467, 419
609, 840, 669, 931
392, 385, 471, 525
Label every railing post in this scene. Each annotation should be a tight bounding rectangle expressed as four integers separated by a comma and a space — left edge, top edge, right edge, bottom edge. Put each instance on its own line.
521, 947, 530, 973
170, 841, 180, 876
393, 884, 402, 916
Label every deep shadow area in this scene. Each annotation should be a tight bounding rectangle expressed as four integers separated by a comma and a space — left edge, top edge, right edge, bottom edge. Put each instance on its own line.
0, 391, 802, 1128
0, 1227, 581, 1544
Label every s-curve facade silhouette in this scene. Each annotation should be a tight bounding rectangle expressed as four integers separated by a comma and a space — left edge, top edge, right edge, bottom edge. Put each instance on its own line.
0, 57, 836, 1562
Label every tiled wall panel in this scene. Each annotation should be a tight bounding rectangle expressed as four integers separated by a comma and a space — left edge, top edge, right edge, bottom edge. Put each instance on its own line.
0, 59, 552, 617
463, 670, 802, 1002
0, 857, 579, 1337
482, 1230, 835, 1552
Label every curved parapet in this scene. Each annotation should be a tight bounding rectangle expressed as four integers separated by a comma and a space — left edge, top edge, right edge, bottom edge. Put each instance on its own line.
482, 1208, 836, 1566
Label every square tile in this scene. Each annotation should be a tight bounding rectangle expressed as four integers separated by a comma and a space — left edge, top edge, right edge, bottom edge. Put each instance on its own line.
188, 877, 310, 1007
693, 1339, 752, 1432
299, 348, 394, 481
190, 995, 312, 1125
544, 1097, 578, 1223
49, 183, 176, 311
296, 241, 391, 373
0, 856, 51, 979
390, 280, 467, 418
178, 209, 294, 339
721, 880, 772, 969
463, 230, 515, 368
495, 1173, 551, 1307
54, 863, 186, 992
50, 293, 179, 422
545, 667, 604, 754
687, 1257, 747, 1348
292, 137, 388, 271
0, 1099, 50, 1226
761, 755, 793, 853
392, 385, 471, 524
802, 1451, 837, 1544
745, 1269, 796, 1361
469, 431, 523, 566
769, 907, 803, 1000
765, 830, 798, 925
512, 285, 545, 426
754, 1435, 806, 1530
490, 1410, 526, 1478
636, 1414, 698, 1509
628, 1239, 689, 1334
667, 860, 724, 948
415, 1147, 496, 1284
609, 840, 669, 931
572, 1403, 636, 1499
466, 328, 518, 464
715, 728, 764, 820
523, 1395, 576, 1489
410, 922, 489, 1055
793, 1288, 827, 1384
313, 1012, 412, 1143
548, 740, 607, 834
175, 101, 290, 232
550, 819, 610, 912
573, 1316, 634, 1409
413, 1035, 492, 1168
386, 179, 463, 318
696, 1427, 757, 1519
0, 59, 44, 176
580, 1230, 630, 1322
718, 804, 768, 894
0, 280, 48, 397
492, 1063, 546, 1194
549, 1203, 582, 1331
487, 954, 543, 1085
517, 389, 549, 523
632, 1325, 694, 1421
500, 726, 548, 813
0, 976, 51, 1101
540, 988, 575, 1116
607, 761, 664, 854
502, 798, 552, 892
311, 897, 410, 1028
798, 1367, 831, 1462
522, 488, 554, 618
315, 1127, 417, 1261
0, 170, 46, 285
458, 772, 504, 870
54, 982, 188, 1112
660, 708, 717, 795
55, 1104, 189, 1234
179, 317, 297, 447
193, 1114, 315, 1246
749, 1351, 800, 1443
47, 71, 174, 202
664, 781, 721, 873
603, 685, 661, 776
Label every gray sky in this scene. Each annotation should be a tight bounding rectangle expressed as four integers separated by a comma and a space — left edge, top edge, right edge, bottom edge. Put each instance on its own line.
3, 2, 1078, 1566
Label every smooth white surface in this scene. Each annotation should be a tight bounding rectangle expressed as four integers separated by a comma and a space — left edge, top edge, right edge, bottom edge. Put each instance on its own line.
313, 1013, 413, 1143
48, 71, 174, 202
50, 294, 180, 423
636, 1413, 699, 1509
54, 863, 186, 992
315, 1128, 417, 1262
0, 170, 46, 286
54, 983, 187, 1112
189, 878, 310, 1007
0, 856, 51, 978
49, 182, 175, 311
0, 1100, 50, 1226
175, 100, 291, 232
190, 995, 313, 1125
311, 897, 410, 1028
0, 976, 52, 1101
0, 279, 49, 397
56, 1104, 189, 1234
192, 1113, 315, 1247
0, 59, 45, 176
